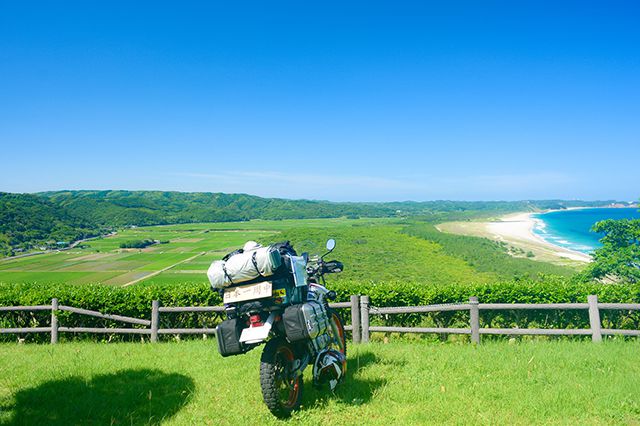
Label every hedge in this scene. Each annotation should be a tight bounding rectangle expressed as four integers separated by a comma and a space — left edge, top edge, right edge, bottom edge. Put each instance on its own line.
0, 282, 220, 343
331, 277, 640, 335
1, 278, 639, 342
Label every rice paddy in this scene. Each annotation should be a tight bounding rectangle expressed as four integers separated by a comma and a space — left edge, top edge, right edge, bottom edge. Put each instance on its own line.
0, 222, 285, 286
0, 218, 398, 286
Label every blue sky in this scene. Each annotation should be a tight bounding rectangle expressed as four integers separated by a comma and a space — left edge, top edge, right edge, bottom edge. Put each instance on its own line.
1, 1, 639, 202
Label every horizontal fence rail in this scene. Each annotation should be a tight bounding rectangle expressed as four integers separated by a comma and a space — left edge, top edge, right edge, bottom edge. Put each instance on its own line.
1, 295, 639, 344
599, 303, 640, 310
58, 327, 151, 335
371, 304, 472, 314
368, 326, 470, 334
0, 305, 51, 312
59, 305, 151, 326
477, 303, 589, 310
157, 306, 225, 313
359, 294, 640, 343
0, 327, 52, 334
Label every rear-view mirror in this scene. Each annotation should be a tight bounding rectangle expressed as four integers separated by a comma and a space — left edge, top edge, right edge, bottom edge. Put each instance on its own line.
326, 239, 336, 251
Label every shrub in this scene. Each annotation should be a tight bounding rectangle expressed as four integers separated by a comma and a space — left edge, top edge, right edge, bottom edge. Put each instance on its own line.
119, 239, 155, 249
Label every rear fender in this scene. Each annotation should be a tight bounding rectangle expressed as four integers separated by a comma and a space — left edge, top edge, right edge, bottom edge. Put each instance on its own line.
239, 312, 276, 345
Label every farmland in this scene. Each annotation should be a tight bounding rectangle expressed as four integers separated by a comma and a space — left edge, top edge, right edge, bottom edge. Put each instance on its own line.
5, 191, 610, 258
0, 217, 575, 288
1, 340, 639, 425
0, 218, 383, 286
0, 222, 278, 286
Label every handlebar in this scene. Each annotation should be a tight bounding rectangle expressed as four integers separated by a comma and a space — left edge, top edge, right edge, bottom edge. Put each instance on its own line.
322, 260, 343, 274
306, 258, 344, 277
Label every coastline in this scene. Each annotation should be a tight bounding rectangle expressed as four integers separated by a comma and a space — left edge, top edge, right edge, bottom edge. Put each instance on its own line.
488, 212, 592, 262
437, 211, 593, 264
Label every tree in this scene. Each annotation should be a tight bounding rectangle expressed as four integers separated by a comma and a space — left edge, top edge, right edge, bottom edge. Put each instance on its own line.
585, 218, 640, 283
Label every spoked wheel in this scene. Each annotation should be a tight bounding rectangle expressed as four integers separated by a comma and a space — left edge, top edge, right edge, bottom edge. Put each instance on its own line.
327, 308, 347, 358
322, 308, 347, 389
260, 338, 303, 418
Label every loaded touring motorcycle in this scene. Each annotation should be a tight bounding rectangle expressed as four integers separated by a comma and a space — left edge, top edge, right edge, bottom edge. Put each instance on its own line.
207, 239, 347, 418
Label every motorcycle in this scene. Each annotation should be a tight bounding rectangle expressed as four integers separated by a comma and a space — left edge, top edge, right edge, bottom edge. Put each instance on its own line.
215, 238, 346, 418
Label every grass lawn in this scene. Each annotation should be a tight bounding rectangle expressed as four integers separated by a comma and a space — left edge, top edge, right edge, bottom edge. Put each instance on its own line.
1, 340, 639, 425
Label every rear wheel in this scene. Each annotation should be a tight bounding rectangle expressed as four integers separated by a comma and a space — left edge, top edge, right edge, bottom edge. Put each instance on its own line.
260, 337, 303, 418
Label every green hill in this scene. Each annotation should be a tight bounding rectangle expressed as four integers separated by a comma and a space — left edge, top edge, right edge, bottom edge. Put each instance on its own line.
40, 190, 394, 225
39, 190, 617, 225
0, 190, 617, 256
0, 193, 100, 256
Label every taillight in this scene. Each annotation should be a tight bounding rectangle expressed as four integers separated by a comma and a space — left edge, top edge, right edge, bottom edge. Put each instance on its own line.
249, 314, 264, 327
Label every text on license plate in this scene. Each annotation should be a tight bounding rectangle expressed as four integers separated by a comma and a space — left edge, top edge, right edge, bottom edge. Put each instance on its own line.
223, 281, 273, 304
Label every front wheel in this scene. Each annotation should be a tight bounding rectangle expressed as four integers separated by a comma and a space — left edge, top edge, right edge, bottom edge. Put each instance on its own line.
260, 337, 303, 418
327, 308, 347, 358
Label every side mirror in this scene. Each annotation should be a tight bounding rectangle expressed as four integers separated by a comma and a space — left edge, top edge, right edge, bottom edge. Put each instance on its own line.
326, 239, 336, 251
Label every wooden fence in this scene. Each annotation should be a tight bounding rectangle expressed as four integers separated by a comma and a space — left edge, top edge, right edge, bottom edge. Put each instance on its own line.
1, 295, 639, 344
358, 295, 640, 343
0, 297, 357, 344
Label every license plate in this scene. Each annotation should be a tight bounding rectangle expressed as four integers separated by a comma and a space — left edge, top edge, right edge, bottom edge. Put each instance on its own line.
223, 281, 273, 304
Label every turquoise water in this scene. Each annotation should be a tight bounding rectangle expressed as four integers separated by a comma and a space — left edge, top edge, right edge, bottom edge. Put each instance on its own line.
532, 208, 640, 254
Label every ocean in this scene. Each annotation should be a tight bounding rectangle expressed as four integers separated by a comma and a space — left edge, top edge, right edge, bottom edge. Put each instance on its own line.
532, 207, 640, 254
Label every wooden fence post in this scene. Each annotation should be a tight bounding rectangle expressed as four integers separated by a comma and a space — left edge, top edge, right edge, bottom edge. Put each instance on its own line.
469, 296, 480, 344
588, 295, 602, 343
360, 295, 370, 343
151, 300, 160, 343
51, 298, 58, 344
350, 295, 361, 344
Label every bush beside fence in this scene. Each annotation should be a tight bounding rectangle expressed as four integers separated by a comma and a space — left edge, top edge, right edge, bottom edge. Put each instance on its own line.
333, 278, 640, 334
1, 279, 640, 343
0, 283, 221, 343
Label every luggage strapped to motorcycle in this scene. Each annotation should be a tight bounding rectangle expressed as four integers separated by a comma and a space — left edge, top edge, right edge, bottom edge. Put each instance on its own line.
208, 241, 298, 289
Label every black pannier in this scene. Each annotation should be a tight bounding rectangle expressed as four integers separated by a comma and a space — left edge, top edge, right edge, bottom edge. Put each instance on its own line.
216, 318, 248, 357
283, 301, 329, 342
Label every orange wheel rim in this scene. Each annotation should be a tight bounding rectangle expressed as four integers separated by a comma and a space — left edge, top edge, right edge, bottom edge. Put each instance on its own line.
275, 345, 300, 408
331, 313, 346, 355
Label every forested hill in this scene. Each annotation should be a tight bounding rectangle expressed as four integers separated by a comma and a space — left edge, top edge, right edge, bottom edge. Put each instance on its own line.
39, 191, 615, 225
40, 190, 392, 225
0, 193, 100, 256
0, 190, 618, 256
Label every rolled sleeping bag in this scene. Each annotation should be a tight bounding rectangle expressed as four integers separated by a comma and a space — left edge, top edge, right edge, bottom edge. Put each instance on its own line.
207, 243, 283, 289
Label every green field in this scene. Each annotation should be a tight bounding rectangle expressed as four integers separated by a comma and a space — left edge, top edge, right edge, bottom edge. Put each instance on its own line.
0, 220, 290, 286
0, 217, 574, 287
1, 340, 639, 425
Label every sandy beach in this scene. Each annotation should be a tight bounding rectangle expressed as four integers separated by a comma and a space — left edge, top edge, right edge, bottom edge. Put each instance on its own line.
437, 212, 592, 265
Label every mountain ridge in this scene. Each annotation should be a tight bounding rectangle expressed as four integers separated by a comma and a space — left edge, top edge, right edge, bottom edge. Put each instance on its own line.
0, 190, 620, 256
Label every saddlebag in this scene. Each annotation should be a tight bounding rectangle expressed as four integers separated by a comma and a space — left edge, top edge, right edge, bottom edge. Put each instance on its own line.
216, 318, 247, 357
283, 301, 329, 342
